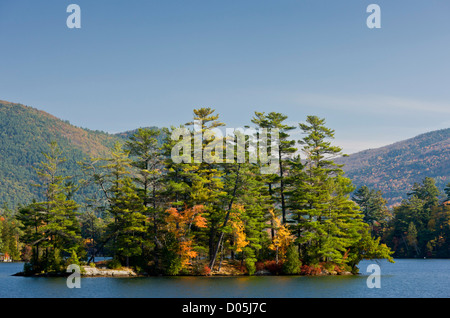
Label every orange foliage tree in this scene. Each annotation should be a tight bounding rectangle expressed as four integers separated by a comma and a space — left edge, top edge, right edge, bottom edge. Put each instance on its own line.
165, 205, 207, 269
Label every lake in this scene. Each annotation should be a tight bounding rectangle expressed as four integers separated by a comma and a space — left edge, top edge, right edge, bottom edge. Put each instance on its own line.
1, 259, 449, 298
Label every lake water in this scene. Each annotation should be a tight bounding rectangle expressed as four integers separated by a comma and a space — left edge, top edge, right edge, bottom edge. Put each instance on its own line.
1, 259, 449, 298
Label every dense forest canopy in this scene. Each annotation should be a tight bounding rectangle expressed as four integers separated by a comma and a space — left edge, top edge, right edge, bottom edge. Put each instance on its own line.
1, 108, 400, 276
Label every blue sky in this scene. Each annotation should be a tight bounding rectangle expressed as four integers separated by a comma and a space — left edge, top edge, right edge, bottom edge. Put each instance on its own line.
1, 0, 450, 153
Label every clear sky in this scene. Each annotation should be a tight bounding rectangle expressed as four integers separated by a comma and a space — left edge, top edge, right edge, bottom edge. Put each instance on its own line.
1, 0, 450, 154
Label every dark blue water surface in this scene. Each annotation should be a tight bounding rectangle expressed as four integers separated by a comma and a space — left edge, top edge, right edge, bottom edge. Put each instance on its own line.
1, 259, 449, 298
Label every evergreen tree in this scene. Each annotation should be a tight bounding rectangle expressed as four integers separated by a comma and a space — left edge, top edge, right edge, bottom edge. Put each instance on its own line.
290, 116, 391, 269
92, 142, 147, 267
184, 108, 227, 263
290, 116, 345, 264
251, 112, 297, 224
352, 186, 391, 237
16, 203, 46, 271
125, 128, 164, 268
17, 142, 82, 273
283, 245, 302, 274
387, 177, 441, 257
408, 177, 440, 211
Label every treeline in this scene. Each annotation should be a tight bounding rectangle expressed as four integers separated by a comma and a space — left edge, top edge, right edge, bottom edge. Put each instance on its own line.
360, 177, 450, 258
4, 108, 394, 275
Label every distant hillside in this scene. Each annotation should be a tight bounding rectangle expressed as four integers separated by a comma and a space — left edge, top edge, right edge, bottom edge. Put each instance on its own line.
114, 127, 165, 142
0, 100, 125, 208
336, 128, 450, 206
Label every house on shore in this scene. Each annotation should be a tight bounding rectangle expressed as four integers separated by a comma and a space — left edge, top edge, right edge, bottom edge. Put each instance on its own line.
0, 253, 12, 262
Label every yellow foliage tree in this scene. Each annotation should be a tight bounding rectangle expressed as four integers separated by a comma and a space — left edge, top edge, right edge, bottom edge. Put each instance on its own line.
269, 209, 294, 263
229, 204, 249, 253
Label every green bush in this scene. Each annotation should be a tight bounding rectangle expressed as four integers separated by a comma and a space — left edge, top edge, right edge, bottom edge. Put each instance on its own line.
66, 250, 80, 266
282, 245, 302, 275
245, 258, 257, 276
107, 258, 122, 269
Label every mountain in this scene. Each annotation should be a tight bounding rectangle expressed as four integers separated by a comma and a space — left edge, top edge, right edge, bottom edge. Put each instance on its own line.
336, 128, 450, 206
0, 100, 125, 208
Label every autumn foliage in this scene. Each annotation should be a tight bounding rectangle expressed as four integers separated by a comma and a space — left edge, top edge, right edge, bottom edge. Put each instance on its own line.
165, 205, 207, 269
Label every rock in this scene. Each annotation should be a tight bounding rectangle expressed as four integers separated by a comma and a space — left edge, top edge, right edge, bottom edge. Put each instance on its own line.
338, 271, 352, 276
83, 267, 101, 276
255, 269, 271, 276
81, 266, 137, 277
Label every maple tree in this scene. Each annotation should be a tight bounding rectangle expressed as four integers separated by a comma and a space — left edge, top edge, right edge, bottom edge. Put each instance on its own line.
165, 205, 207, 269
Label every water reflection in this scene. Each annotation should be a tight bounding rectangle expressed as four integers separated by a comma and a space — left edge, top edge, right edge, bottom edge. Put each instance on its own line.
2, 259, 450, 298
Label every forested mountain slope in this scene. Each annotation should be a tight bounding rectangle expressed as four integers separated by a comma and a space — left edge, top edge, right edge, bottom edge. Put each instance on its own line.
0, 100, 123, 207
336, 128, 450, 206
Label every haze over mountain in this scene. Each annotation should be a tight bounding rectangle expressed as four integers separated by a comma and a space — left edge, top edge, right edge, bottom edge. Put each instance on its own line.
0, 99, 448, 209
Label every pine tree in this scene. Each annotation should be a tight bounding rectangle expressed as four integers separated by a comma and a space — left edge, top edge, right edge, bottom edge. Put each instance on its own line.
352, 186, 391, 237
408, 177, 440, 211
251, 112, 297, 224
16, 203, 45, 271
94, 142, 147, 267
283, 245, 302, 274
184, 108, 227, 263
16, 142, 82, 273
125, 128, 164, 268
388, 178, 441, 257
209, 129, 271, 271
290, 116, 391, 268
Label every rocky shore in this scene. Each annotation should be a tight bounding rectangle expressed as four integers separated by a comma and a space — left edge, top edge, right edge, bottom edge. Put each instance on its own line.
82, 266, 138, 277
13, 265, 138, 278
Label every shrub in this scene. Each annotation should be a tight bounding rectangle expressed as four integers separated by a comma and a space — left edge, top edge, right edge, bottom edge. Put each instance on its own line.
300, 264, 322, 275
202, 265, 211, 276
255, 261, 265, 272
245, 258, 256, 276
107, 258, 122, 270
282, 246, 302, 275
66, 250, 80, 267
264, 260, 283, 275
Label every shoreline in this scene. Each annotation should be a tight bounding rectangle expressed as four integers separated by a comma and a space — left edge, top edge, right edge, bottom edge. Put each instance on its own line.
12, 265, 353, 278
